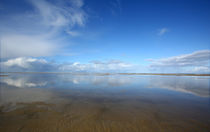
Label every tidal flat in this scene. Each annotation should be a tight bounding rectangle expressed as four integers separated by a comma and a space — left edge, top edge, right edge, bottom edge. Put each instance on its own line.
0, 73, 210, 132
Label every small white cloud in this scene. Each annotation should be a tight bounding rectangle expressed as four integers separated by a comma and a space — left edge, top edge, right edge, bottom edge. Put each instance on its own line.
158, 28, 169, 36
59, 60, 133, 72
192, 66, 210, 73
66, 30, 81, 37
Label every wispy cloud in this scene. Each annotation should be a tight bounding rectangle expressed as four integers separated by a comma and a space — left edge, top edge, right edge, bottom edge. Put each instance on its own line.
158, 28, 169, 36
0, 34, 59, 58
66, 30, 81, 37
148, 50, 210, 73
30, 0, 86, 27
0, 0, 87, 58
109, 0, 122, 15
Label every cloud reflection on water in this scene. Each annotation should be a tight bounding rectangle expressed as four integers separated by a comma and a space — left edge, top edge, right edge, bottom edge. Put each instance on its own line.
148, 76, 210, 97
0, 74, 209, 100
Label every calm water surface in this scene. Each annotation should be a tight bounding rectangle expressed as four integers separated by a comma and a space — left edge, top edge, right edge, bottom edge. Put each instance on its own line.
0, 73, 210, 132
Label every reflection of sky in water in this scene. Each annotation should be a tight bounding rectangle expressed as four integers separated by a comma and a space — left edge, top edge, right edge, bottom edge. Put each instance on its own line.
1, 74, 209, 95
0, 74, 209, 107
148, 76, 210, 97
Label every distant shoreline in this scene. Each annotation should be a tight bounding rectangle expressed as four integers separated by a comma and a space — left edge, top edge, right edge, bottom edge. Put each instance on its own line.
0, 74, 9, 77
0, 72, 210, 76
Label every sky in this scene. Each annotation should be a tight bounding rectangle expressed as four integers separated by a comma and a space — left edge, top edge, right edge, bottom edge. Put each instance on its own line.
0, 0, 210, 73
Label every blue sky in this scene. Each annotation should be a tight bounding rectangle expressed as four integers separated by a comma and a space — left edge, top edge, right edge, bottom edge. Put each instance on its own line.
0, 0, 210, 73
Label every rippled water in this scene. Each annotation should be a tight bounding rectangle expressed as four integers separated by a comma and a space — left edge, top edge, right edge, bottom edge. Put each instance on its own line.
0, 73, 210, 132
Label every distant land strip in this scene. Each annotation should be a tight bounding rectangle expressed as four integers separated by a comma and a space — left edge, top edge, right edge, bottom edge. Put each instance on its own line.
118, 73, 210, 76
0, 74, 9, 77
0, 72, 210, 76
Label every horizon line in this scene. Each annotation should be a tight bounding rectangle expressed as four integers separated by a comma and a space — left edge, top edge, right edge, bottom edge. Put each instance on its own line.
0, 72, 210, 76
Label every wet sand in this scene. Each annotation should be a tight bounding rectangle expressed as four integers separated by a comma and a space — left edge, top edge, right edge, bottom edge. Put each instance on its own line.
0, 96, 210, 132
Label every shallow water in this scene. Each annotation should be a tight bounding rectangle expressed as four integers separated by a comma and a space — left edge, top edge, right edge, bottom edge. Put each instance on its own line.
0, 73, 210, 132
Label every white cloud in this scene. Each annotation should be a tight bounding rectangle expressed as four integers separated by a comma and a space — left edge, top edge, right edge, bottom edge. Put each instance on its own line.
0, 0, 87, 58
158, 28, 169, 36
1, 57, 134, 72
2, 50, 209, 73
148, 50, 210, 73
2, 57, 47, 68
59, 60, 133, 72
1, 57, 57, 72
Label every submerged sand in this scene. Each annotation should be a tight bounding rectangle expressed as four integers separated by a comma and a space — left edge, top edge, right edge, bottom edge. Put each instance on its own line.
0, 97, 210, 132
